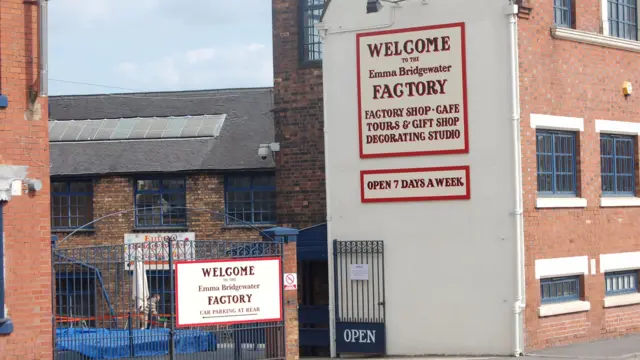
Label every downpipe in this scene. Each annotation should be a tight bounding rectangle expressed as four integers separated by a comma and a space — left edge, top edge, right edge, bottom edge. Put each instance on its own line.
39, 0, 48, 97
506, 2, 526, 357
317, 26, 338, 358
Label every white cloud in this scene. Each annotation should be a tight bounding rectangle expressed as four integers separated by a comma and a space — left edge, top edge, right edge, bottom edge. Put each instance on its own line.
185, 48, 216, 64
247, 43, 266, 52
112, 43, 272, 91
115, 62, 137, 76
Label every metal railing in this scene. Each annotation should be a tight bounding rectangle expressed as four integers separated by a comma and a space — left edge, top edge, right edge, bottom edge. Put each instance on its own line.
53, 239, 285, 360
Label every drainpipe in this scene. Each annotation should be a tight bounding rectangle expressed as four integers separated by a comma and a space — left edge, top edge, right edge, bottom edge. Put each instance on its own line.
39, 0, 49, 97
316, 24, 337, 358
506, 2, 526, 356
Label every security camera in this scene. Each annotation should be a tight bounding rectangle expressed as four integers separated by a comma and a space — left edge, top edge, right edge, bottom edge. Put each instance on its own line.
258, 142, 281, 160
258, 145, 270, 160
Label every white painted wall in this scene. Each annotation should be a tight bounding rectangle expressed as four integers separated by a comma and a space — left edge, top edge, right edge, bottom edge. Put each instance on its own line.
320, 0, 516, 355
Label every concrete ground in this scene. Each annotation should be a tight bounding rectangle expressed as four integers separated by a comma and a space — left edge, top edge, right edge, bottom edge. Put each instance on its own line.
318, 334, 640, 360
522, 334, 640, 360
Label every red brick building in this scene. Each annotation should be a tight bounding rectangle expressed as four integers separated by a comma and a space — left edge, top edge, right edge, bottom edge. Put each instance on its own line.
0, 0, 52, 359
520, 0, 640, 351
272, 0, 640, 355
47, 88, 278, 330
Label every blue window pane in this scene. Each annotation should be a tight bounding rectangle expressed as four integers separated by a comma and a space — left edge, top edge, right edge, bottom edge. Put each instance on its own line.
300, 0, 325, 62
609, 0, 638, 40
554, 0, 572, 27
51, 180, 94, 230
536, 130, 577, 195
225, 173, 276, 225
601, 134, 635, 195
55, 272, 97, 328
135, 178, 187, 228
605, 271, 638, 295
541, 276, 580, 303
146, 270, 174, 316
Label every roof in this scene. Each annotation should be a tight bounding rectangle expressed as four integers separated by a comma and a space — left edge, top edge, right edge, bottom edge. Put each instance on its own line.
49, 87, 276, 176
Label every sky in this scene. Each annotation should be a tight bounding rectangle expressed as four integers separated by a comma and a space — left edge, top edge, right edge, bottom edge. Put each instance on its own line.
49, 0, 273, 96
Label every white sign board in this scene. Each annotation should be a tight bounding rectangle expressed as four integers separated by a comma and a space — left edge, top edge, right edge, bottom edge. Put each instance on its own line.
124, 232, 195, 266
350, 264, 369, 281
357, 22, 468, 158
361, 166, 470, 203
175, 258, 283, 327
284, 273, 297, 290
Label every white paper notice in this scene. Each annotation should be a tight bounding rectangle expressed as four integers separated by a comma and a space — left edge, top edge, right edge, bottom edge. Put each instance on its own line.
350, 264, 369, 281
361, 166, 470, 203
175, 258, 282, 327
357, 22, 468, 158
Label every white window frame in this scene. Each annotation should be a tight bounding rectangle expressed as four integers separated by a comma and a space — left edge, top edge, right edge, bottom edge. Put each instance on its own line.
596, 119, 640, 207
530, 114, 587, 209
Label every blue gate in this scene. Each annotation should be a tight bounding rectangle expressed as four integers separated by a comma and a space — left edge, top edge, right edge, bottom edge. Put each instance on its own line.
297, 223, 330, 356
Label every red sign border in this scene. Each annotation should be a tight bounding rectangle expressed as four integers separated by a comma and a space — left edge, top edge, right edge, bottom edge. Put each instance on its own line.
360, 165, 471, 203
175, 257, 283, 328
356, 22, 469, 159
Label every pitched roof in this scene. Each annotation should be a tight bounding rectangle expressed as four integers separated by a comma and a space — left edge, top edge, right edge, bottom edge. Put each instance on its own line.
49, 87, 276, 176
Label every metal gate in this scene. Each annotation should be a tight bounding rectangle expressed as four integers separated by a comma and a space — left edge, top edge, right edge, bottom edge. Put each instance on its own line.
333, 240, 386, 356
52, 238, 285, 360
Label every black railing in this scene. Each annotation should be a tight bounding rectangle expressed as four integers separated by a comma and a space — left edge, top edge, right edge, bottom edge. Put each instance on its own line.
53, 239, 285, 360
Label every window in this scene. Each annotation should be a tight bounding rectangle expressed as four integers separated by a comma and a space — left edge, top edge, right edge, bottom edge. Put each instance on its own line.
536, 130, 577, 196
608, 0, 638, 40
225, 173, 276, 225
554, 0, 572, 27
51, 180, 94, 230
541, 276, 581, 303
55, 272, 97, 328
605, 271, 638, 295
601, 134, 635, 196
299, 0, 325, 63
147, 270, 173, 317
135, 178, 186, 228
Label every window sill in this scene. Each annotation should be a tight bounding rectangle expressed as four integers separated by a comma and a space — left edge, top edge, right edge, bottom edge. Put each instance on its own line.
51, 228, 96, 234
132, 227, 189, 232
222, 224, 277, 230
551, 26, 640, 53
604, 293, 640, 308
538, 300, 591, 318
0, 318, 13, 335
600, 197, 640, 207
536, 197, 587, 209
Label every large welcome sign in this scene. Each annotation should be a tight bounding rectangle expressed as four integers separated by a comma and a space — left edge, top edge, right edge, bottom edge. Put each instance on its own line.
175, 258, 282, 327
357, 22, 468, 158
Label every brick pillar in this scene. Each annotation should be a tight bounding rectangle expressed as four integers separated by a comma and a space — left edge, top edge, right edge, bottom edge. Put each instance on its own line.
283, 241, 299, 360
262, 228, 299, 360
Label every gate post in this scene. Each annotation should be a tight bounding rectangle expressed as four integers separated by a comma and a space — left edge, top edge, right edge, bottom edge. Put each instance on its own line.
262, 227, 299, 360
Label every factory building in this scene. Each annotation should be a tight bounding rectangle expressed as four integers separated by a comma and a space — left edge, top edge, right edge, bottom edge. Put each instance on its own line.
272, 0, 640, 356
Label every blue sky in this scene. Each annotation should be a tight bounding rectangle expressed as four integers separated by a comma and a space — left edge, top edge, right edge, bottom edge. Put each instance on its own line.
49, 0, 273, 95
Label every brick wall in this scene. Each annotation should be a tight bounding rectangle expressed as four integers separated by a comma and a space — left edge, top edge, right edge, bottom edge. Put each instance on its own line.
0, 0, 52, 359
519, 0, 640, 351
272, 0, 327, 229
53, 173, 264, 249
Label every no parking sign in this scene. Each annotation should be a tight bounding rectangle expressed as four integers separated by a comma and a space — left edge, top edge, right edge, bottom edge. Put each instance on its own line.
284, 273, 297, 290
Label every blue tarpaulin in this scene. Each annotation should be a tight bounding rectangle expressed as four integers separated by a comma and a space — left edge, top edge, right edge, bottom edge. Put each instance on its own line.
55, 328, 216, 359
